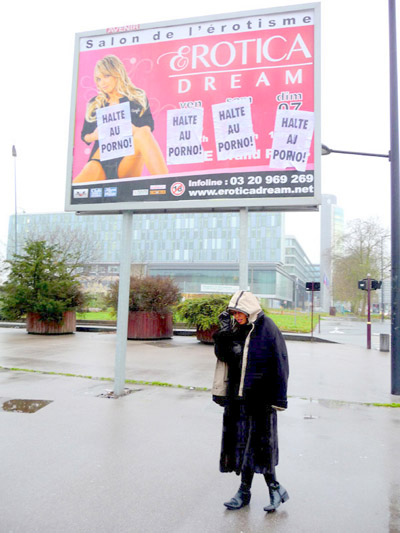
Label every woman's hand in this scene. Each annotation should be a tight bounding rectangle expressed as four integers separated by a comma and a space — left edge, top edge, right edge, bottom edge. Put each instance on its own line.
84, 128, 99, 143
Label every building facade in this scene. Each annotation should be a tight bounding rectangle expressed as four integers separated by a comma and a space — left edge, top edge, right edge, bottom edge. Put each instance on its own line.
319, 194, 344, 312
285, 236, 320, 309
7, 211, 317, 308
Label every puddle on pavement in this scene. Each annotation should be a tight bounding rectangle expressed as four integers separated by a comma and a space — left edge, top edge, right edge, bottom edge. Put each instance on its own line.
1, 399, 53, 413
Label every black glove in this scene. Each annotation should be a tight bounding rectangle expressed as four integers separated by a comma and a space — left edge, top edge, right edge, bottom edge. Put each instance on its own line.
218, 311, 232, 332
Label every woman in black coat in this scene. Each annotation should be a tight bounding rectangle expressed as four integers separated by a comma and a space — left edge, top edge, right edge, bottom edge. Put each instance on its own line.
212, 290, 289, 512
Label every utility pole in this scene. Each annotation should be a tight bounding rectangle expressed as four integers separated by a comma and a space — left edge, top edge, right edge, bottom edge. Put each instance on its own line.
389, 0, 400, 394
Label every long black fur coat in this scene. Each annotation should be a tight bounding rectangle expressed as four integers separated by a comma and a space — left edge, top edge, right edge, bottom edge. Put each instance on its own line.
213, 312, 289, 475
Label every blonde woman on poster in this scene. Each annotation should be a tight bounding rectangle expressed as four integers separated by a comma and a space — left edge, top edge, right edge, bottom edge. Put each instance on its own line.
74, 55, 168, 183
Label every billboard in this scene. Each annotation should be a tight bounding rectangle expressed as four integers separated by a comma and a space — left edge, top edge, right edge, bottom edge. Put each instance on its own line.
65, 3, 320, 213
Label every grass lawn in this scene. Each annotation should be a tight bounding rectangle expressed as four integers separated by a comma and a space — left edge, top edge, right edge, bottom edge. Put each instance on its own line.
266, 312, 320, 333
76, 309, 320, 333
77, 311, 115, 321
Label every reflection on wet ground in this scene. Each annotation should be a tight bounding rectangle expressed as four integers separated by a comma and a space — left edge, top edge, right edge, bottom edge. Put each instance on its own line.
144, 340, 175, 348
1, 399, 53, 413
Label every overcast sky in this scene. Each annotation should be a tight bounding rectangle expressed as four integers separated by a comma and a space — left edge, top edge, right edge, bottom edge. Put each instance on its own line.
0, 0, 394, 263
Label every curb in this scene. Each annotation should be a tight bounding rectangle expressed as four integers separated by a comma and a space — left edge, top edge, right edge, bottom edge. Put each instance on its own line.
0, 321, 335, 342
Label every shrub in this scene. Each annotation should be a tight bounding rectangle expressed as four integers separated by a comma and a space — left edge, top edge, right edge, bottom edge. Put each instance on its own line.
0, 240, 85, 324
107, 275, 180, 315
176, 294, 230, 331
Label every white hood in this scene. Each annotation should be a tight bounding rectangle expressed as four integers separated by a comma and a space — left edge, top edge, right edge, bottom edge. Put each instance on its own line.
227, 290, 262, 324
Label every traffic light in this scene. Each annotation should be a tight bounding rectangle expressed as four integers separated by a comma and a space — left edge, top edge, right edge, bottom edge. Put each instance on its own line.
358, 279, 382, 290
358, 280, 367, 290
305, 282, 321, 291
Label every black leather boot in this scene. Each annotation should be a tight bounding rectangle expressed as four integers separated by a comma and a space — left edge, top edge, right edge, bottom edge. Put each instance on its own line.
224, 483, 251, 510
263, 482, 289, 512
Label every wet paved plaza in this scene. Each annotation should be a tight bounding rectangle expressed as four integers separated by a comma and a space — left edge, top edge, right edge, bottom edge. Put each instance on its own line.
0, 329, 399, 532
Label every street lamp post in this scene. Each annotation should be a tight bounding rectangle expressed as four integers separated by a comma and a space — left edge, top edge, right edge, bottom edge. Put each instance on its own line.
322, 138, 398, 389
388, 0, 400, 395
320, 0, 400, 395
321, 0, 399, 394
12, 145, 17, 256
321, 144, 390, 159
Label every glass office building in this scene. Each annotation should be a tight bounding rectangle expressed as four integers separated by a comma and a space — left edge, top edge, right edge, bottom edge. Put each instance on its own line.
285, 236, 320, 308
7, 211, 315, 307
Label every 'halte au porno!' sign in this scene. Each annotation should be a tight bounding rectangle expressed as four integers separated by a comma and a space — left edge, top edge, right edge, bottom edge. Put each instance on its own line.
212, 98, 257, 161
167, 99, 257, 164
167, 108, 205, 165
270, 109, 314, 172
96, 101, 134, 161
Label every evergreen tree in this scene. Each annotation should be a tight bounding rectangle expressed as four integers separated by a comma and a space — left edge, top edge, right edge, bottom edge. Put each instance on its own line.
0, 240, 84, 323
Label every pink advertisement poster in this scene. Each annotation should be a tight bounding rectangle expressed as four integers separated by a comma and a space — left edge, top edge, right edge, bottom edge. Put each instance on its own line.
68, 7, 319, 209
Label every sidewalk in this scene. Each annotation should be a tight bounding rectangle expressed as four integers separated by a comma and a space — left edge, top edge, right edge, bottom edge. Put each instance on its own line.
1, 329, 400, 533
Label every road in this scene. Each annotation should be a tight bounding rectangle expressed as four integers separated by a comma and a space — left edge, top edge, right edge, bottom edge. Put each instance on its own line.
316, 316, 391, 349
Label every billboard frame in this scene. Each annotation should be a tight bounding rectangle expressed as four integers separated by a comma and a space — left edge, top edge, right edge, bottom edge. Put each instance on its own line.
65, 3, 321, 214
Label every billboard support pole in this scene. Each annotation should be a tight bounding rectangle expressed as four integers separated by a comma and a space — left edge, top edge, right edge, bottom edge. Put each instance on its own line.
114, 211, 133, 396
239, 207, 249, 290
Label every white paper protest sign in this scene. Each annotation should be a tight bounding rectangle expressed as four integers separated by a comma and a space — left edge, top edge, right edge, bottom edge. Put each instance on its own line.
212, 98, 257, 161
270, 109, 314, 171
96, 101, 134, 161
167, 108, 204, 165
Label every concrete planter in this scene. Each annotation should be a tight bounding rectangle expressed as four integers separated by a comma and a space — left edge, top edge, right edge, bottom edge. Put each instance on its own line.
196, 325, 218, 344
26, 311, 76, 335
127, 311, 173, 340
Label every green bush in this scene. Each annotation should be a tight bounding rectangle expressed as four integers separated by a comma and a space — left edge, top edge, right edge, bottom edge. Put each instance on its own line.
107, 275, 180, 315
176, 294, 230, 331
0, 240, 85, 324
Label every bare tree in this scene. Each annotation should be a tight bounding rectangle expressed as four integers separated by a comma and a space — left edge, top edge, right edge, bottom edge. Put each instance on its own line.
0, 240, 7, 283
24, 226, 100, 277
332, 218, 390, 315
